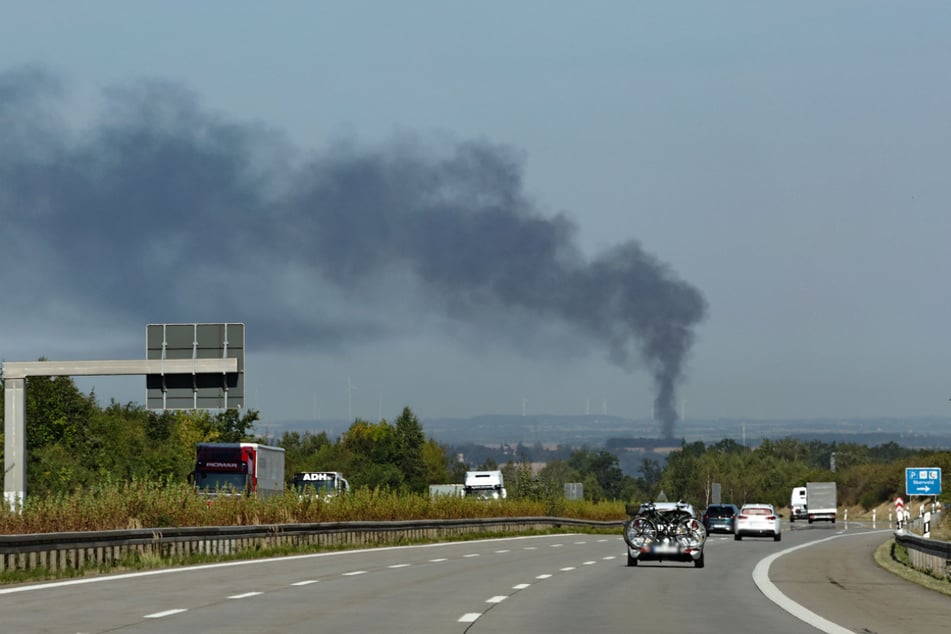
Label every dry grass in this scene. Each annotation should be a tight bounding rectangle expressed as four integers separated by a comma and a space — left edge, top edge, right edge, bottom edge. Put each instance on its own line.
0, 481, 629, 534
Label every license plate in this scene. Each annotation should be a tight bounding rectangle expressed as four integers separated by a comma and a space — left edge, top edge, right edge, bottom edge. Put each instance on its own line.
653, 543, 679, 554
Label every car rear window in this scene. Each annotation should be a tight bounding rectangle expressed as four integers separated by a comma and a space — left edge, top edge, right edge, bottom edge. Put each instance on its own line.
706, 506, 735, 517
743, 507, 771, 515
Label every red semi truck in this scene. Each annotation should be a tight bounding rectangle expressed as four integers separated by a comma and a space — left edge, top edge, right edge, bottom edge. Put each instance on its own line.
193, 442, 285, 499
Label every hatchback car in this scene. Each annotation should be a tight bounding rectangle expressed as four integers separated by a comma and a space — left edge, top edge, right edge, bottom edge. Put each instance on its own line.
734, 504, 782, 541
702, 504, 739, 534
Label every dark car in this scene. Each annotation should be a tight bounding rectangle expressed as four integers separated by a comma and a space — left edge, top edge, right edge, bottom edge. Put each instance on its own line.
702, 504, 740, 534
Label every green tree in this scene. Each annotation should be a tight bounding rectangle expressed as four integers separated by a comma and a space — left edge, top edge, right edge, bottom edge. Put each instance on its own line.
394, 407, 427, 493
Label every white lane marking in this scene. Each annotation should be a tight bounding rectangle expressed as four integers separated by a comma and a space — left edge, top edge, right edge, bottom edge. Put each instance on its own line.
388, 564, 410, 568
550, 543, 564, 547
574, 541, 587, 544
524, 546, 537, 550
464, 553, 480, 558
429, 558, 448, 562
596, 538, 609, 542
495, 549, 510, 553
458, 613, 481, 622
602, 555, 616, 560
228, 592, 261, 599
144, 609, 187, 618
583, 561, 596, 565
486, 595, 508, 603
513, 583, 531, 590
0, 533, 585, 595
536, 574, 552, 579
560, 567, 576, 571
342, 570, 367, 576
291, 580, 319, 586
753, 529, 891, 634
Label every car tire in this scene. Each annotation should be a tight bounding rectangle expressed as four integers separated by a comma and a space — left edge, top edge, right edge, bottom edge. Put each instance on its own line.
774, 532, 781, 541
694, 553, 705, 568
734, 533, 742, 541
627, 552, 638, 567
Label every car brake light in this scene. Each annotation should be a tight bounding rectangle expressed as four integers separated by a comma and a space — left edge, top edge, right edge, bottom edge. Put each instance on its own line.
738, 514, 748, 519
766, 515, 776, 520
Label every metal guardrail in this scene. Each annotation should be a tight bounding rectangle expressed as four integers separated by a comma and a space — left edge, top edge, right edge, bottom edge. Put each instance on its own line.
0, 517, 623, 575
894, 529, 951, 581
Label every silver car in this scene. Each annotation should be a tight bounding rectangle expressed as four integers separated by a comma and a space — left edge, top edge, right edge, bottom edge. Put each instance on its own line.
623, 501, 707, 568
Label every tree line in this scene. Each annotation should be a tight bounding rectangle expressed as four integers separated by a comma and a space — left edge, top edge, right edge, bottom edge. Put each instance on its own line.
0, 374, 947, 510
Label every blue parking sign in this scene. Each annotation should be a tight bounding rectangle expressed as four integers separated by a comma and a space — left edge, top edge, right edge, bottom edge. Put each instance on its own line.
905, 467, 942, 496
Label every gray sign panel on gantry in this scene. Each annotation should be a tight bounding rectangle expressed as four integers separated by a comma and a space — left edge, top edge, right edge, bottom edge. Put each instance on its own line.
146, 323, 244, 410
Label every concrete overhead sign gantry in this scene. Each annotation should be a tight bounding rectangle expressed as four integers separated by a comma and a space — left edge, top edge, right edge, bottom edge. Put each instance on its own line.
3, 323, 244, 509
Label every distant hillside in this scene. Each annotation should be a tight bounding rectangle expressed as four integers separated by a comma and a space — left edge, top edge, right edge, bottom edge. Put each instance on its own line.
263, 414, 951, 450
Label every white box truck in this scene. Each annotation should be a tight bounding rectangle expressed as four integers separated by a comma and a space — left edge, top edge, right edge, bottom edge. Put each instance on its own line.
806, 481, 837, 523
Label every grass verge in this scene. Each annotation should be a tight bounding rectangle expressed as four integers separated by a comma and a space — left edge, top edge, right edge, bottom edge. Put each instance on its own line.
873, 538, 951, 597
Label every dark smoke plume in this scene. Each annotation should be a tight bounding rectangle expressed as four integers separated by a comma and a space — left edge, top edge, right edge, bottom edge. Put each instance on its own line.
0, 67, 706, 438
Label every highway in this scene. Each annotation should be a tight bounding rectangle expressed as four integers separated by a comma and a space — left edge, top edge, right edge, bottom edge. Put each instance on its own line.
0, 522, 944, 633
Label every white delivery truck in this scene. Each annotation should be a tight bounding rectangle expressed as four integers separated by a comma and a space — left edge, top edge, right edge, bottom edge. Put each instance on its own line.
291, 471, 350, 498
464, 470, 507, 499
806, 481, 837, 523
789, 486, 808, 522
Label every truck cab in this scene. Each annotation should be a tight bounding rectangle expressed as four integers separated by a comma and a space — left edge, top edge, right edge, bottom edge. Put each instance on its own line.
291, 471, 350, 499
789, 486, 808, 522
464, 470, 507, 499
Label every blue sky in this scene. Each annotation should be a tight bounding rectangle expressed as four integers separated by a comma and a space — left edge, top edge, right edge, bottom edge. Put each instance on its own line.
2, 2, 950, 433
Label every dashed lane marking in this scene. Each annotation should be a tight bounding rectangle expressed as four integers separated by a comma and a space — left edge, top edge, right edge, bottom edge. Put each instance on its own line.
144, 609, 187, 619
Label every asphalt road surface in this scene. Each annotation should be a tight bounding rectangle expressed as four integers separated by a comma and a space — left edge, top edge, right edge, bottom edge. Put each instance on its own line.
0, 521, 944, 633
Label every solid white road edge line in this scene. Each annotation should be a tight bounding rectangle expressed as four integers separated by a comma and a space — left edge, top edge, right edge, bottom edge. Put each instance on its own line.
753, 529, 891, 634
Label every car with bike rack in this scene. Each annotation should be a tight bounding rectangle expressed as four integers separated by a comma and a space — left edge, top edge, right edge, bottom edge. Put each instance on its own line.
623, 501, 707, 568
